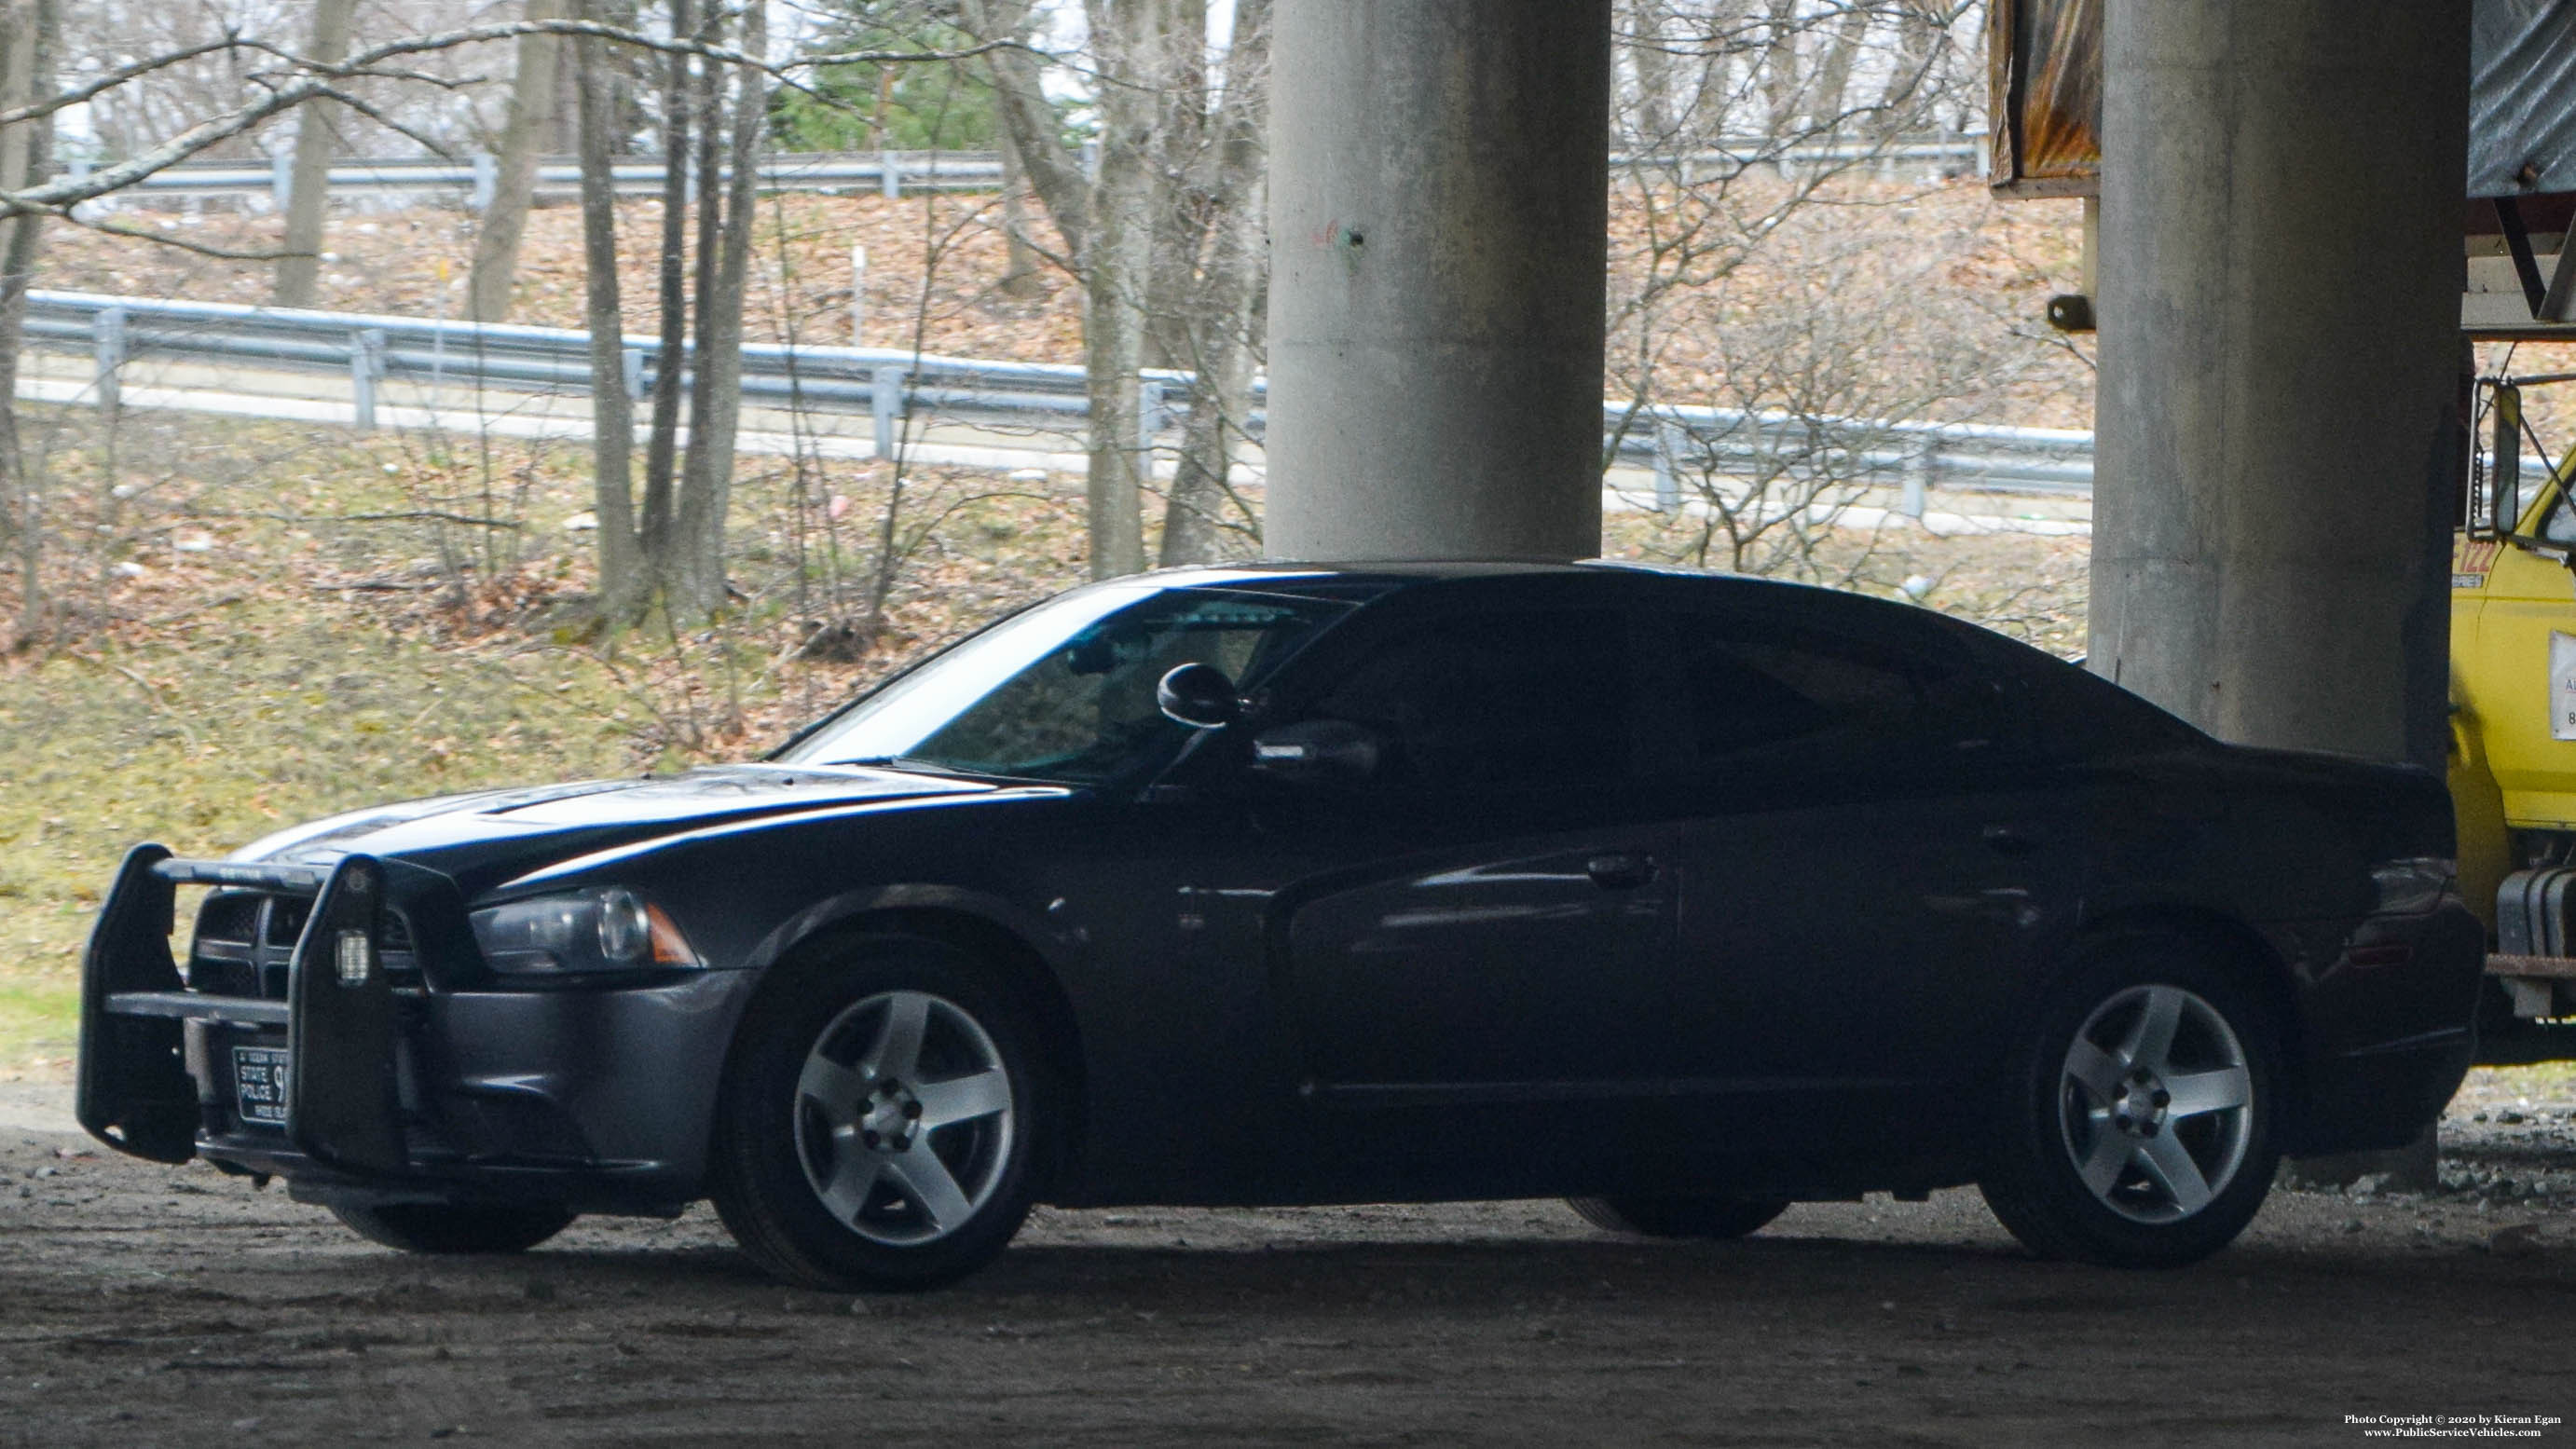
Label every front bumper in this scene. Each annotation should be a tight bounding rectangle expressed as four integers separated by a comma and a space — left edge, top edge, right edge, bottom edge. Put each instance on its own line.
76, 845, 756, 1214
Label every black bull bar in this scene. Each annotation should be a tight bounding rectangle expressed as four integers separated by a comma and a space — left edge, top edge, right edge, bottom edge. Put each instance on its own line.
76, 844, 411, 1173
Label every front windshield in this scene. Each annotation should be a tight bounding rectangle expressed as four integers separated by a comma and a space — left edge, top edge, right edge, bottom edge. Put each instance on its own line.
777, 583, 1354, 784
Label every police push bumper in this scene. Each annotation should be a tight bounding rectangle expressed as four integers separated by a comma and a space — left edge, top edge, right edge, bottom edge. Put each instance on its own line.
76, 848, 407, 1175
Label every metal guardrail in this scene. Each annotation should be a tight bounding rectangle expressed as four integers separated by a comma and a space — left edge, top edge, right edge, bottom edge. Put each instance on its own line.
58, 132, 1990, 210
65, 151, 1006, 208
20, 288, 2091, 503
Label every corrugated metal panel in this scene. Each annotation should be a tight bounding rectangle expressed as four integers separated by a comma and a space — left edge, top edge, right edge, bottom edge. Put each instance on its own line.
2471, 0, 2576, 198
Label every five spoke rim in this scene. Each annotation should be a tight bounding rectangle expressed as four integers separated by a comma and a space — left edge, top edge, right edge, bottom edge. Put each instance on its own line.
793, 990, 1016, 1247
2055, 984, 2254, 1225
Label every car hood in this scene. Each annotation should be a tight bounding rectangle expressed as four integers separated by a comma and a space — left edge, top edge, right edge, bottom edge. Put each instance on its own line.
230, 763, 1001, 876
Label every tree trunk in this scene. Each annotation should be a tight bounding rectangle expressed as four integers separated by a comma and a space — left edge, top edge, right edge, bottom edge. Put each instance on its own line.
466, 0, 568, 324
572, 7, 640, 621
1760, 0, 1802, 138
1684, 1, 1754, 152
1080, 0, 1164, 579
673, 3, 729, 616
1810, 7, 1870, 133
995, 123, 1044, 295
1159, 0, 1269, 564
1624, 0, 1677, 150
674, 2, 763, 620
960, 0, 1090, 260
0, 0, 52, 639
1142, 0, 1205, 369
273, 0, 358, 308
637, 0, 695, 599
1877, 0, 1939, 137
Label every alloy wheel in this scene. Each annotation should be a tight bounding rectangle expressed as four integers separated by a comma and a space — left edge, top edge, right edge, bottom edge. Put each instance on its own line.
792, 990, 1017, 1247
2055, 983, 2255, 1225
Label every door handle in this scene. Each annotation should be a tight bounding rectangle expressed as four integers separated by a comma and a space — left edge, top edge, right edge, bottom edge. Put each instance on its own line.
1981, 824, 2043, 857
1585, 854, 1658, 890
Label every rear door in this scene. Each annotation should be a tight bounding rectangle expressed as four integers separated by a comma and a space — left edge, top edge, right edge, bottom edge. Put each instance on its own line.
1635, 600, 2071, 1162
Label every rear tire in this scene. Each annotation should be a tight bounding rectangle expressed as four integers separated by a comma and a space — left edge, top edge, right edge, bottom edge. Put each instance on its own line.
330, 1202, 574, 1255
1978, 929, 2281, 1269
1567, 1196, 1788, 1239
709, 935, 1050, 1292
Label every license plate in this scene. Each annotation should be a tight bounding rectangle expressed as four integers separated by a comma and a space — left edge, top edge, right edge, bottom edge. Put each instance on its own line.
233, 1045, 291, 1127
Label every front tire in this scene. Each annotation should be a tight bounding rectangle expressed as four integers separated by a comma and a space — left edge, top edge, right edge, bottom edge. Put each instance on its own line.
330, 1202, 574, 1254
710, 936, 1049, 1292
1979, 931, 2281, 1268
1568, 1196, 1789, 1239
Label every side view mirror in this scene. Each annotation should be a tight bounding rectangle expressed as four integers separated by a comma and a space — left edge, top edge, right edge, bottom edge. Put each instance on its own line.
1248, 718, 1383, 784
1156, 663, 1240, 729
2493, 380, 2523, 537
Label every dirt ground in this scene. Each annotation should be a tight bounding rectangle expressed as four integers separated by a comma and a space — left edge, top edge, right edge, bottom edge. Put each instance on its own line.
2, 1070, 2571, 1449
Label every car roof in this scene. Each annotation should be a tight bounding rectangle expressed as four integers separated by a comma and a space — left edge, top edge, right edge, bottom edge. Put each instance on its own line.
1140, 558, 1827, 587
1142, 558, 1921, 611
1138, 559, 2035, 662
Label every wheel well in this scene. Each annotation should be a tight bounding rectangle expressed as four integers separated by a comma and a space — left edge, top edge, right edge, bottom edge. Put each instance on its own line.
743, 907, 1090, 1195
2068, 904, 2310, 1141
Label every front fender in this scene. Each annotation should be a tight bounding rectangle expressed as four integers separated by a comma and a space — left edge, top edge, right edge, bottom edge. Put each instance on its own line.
741, 882, 1080, 980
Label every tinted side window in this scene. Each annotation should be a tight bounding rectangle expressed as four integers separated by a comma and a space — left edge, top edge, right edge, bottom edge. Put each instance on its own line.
1307, 609, 1630, 788
1640, 615, 1942, 771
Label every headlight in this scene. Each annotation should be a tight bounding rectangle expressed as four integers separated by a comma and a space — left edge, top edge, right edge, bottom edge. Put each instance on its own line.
470, 887, 700, 976
2368, 857, 2457, 917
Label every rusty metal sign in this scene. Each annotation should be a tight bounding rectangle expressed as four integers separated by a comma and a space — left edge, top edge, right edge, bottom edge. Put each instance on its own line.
1988, 0, 2101, 196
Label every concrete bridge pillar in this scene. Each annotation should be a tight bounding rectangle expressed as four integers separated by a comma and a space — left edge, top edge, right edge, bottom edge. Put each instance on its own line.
1262, 0, 1612, 563
2093, 0, 2473, 1188
2090, 0, 2470, 771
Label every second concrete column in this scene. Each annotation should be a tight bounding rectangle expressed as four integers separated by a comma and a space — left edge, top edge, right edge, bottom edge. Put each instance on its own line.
1262, 0, 1612, 563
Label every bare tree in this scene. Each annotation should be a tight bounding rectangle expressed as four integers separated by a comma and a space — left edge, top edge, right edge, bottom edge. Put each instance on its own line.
1156, 0, 1269, 565
468, 0, 569, 323
957, 0, 1271, 574
1603, 3, 1979, 469
273, 0, 360, 308
0, 0, 51, 639
1624, 0, 1684, 148
1071, 0, 1166, 579
0, 8, 1010, 646
993, 116, 1045, 296
565, 0, 772, 622
61, 0, 493, 166
977, 0, 1047, 297
572, 1, 641, 622
1638, 219, 2032, 581
671, 0, 766, 617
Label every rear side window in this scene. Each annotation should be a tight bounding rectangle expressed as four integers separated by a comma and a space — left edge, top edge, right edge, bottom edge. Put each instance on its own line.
2011, 653, 2205, 759
1307, 608, 1630, 788
1639, 614, 1945, 771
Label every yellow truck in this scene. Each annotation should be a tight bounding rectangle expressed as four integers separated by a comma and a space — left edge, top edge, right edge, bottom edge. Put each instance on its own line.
2448, 381, 2576, 1055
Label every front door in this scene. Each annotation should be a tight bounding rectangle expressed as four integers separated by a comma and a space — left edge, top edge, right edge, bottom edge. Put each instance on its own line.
1246, 603, 1679, 1197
